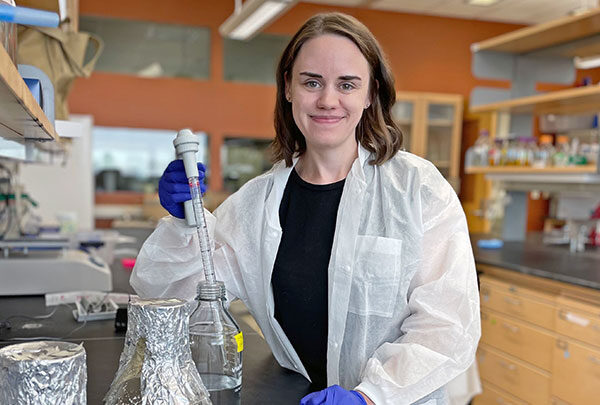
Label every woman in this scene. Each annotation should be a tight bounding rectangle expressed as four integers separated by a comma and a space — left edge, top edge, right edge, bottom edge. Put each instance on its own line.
131, 12, 480, 405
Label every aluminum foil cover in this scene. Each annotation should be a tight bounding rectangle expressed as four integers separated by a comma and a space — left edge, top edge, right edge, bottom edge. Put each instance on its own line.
104, 298, 211, 405
0, 341, 87, 405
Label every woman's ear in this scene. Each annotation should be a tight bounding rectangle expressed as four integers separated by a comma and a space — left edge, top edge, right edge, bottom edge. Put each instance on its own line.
284, 71, 291, 102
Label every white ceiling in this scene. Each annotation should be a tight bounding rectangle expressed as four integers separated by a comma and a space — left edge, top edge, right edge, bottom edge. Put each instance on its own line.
303, 0, 599, 25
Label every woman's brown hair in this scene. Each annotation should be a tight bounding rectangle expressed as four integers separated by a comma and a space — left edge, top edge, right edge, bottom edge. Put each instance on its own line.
271, 12, 402, 166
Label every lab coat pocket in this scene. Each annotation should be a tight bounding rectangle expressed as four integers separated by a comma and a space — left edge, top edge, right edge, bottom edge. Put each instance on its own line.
348, 235, 402, 318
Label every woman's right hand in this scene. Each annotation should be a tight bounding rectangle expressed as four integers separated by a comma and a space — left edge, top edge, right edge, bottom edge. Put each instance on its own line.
158, 159, 207, 219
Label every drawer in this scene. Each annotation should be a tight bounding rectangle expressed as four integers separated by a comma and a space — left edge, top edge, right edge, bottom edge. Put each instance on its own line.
481, 310, 554, 371
552, 338, 600, 405
472, 381, 526, 405
480, 279, 555, 329
555, 296, 600, 348
477, 344, 550, 405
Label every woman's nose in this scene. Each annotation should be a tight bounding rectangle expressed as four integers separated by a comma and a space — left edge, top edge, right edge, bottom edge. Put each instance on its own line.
316, 86, 338, 109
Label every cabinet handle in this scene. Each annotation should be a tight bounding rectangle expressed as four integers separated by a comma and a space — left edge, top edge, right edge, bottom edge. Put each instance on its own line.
558, 310, 591, 327
588, 355, 600, 365
503, 297, 521, 306
502, 323, 520, 333
556, 339, 568, 350
499, 360, 516, 371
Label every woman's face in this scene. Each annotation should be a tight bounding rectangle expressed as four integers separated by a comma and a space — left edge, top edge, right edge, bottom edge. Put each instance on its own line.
286, 34, 371, 154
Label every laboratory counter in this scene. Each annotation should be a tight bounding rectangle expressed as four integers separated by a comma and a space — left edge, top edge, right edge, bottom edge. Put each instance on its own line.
0, 294, 313, 404
471, 233, 600, 290
0, 227, 312, 404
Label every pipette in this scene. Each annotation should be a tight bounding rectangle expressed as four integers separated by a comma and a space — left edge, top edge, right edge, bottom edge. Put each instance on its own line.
173, 129, 216, 284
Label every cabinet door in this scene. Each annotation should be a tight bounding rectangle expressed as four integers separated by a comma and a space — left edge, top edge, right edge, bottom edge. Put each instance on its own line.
477, 344, 550, 405
481, 310, 554, 371
473, 381, 527, 405
391, 98, 418, 153
480, 279, 556, 330
424, 100, 462, 179
552, 338, 600, 405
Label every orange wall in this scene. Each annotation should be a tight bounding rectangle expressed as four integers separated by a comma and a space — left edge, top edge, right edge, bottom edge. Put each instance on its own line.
72, 0, 525, 191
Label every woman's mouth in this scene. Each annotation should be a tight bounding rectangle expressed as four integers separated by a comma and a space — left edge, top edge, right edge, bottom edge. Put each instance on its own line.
310, 115, 345, 124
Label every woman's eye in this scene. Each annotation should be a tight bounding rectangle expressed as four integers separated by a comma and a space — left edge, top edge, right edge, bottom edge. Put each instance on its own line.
304, 80, 320, 88
340, 82, 355, 91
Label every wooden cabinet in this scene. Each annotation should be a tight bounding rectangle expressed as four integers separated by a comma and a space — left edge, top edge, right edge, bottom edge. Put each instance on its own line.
392, 92, 463, 190
476, 268, 600, 404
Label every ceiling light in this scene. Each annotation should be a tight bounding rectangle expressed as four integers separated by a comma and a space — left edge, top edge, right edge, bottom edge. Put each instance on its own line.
465, 0, 502, 6
219, 0, 298, 41
574, 55, 600, 69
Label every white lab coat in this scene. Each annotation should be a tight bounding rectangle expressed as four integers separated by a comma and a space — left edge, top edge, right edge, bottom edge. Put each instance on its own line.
131, 145, 481, 405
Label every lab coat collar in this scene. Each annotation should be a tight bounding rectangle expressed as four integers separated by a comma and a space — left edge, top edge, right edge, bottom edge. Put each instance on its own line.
268, 142, 370, 231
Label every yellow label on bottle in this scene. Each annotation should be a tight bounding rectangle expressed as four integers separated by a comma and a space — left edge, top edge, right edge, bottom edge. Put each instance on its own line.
234, 332, 243, 352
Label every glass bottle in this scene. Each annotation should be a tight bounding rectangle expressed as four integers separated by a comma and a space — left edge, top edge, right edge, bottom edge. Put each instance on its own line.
190, 280, 243, 405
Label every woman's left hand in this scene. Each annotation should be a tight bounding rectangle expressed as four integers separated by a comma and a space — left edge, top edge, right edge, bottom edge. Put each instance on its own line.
300, 385, 372, 405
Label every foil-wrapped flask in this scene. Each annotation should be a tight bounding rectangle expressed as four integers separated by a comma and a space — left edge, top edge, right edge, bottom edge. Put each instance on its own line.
190, 281, 243, 404
104, 298, 212, 405
0, 341, 87, 404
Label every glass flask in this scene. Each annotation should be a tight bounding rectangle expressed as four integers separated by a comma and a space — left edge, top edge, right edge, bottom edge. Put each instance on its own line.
189, 280, 243, 405
104, 298, 211, 405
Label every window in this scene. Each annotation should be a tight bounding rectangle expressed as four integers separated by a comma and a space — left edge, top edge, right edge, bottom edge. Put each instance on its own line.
80, 16, 211, 79
223, 33, 290, 84
221, 137, 272, 192
93, 127, 208, 192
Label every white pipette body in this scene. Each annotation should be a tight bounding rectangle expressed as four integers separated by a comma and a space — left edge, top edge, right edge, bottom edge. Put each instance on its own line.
173, 129, 216, 284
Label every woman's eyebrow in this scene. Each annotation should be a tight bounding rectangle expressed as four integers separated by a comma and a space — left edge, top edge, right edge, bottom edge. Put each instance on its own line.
299, 72, 362, 81
299, 71, 322, 78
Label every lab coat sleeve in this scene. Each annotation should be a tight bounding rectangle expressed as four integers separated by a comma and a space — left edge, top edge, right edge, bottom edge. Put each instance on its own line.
355, 180, 481, 404
130, 212, 244, 304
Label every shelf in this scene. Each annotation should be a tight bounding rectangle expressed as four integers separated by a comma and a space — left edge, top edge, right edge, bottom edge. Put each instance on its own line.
471, 7, 600, 55
0, 37, 58, 145
465, 165, 600, 186
428, 119, 454, 127
465, 165, 598, 174
470, 85, 600, 115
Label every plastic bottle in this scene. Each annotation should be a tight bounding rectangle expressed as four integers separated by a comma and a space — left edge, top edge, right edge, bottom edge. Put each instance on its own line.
476, 130, 490, 167
516, 137, 530, 166
489, 139, 502, 166
189, 281, 243, 405
553, 135, 570, 166
533, 135, 555, 168
568, 137, 588, 165
465, 130, 489, 169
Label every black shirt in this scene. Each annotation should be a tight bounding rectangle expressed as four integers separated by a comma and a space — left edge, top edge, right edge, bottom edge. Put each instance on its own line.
271, 168, 345, 390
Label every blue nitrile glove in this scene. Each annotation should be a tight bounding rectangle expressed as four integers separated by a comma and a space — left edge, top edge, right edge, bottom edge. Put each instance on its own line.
158, 159, 207, 219
300, 385, 367, 405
